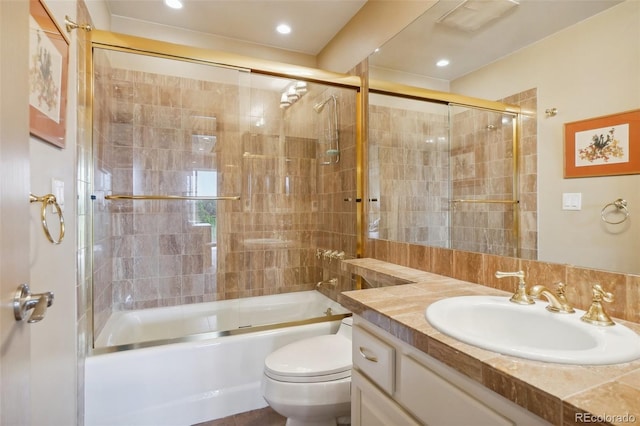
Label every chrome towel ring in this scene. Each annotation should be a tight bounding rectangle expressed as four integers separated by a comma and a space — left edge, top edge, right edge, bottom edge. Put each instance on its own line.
601, 198, 629, 225
30, 193, 65, 244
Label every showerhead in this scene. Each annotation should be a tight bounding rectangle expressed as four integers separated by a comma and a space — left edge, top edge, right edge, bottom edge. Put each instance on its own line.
313, 99, 329, 113
313, 95, 336, 113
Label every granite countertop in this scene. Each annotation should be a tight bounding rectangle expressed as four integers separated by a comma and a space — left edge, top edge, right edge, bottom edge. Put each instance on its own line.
338, 259, 640, 426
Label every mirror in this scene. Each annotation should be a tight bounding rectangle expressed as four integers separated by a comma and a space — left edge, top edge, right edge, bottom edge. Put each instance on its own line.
368, 0, 639, 274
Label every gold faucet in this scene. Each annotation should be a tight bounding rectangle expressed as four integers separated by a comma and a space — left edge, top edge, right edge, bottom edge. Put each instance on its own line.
495, 270, 534, 305
529, 283, 575, 313
581, 284, 615, 326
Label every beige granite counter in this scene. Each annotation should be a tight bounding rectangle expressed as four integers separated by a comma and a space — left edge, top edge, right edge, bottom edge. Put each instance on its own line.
338, 259, 640, 426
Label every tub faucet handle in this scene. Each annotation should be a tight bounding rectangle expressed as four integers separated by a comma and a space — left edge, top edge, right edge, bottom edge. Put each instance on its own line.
322, 249, 334, 262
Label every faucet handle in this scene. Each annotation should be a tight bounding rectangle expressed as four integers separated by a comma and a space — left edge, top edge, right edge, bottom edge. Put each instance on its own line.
581, 283, 615, 326
592, 283, 614, 303
495, 270, 534, 305
495, 270, 525, 282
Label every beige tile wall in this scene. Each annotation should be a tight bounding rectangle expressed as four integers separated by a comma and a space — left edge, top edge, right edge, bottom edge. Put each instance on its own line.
90, 57, 359, 338
449, 106, 517, 256
368, 89, 538, 259
368, 102, 450, 246
368, 239, 639, 324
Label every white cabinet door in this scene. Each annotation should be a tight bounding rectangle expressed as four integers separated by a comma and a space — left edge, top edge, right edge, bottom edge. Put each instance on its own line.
352, 369, 420, 426
399, 355, 514, 426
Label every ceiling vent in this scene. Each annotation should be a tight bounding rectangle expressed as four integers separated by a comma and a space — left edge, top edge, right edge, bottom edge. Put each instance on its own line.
437, 0, 519, 32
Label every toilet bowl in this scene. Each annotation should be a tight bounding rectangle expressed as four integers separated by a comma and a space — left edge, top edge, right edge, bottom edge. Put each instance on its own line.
261, 316, 353, 426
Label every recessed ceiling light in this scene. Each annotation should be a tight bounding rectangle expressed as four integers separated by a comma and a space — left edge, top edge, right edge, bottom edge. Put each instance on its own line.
436, 59, 450, 67
164, 0, 183, 9
276, 24, 291, 35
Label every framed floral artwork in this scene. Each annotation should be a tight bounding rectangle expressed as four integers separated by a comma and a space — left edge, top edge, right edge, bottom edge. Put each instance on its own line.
29, 0, 69, 148
564, 109, 640, 178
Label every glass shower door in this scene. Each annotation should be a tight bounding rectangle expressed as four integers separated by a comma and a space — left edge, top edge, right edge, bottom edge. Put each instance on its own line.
448, 105, 519, 257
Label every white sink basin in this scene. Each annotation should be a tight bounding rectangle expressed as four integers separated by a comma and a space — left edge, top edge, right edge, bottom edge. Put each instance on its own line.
425, 295, 640, 365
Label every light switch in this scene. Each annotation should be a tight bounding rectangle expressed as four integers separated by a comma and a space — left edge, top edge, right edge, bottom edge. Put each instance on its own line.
52, 179, 64, 213
562, 192, 581, 210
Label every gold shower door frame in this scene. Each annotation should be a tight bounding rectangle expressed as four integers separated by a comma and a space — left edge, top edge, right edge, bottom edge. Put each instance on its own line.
86, 29, 523, 282
367, 80, 523, 258
86, 30, 366, 349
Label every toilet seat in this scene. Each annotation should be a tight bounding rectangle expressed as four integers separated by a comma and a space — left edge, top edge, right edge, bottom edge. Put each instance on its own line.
264, 334, 352, 383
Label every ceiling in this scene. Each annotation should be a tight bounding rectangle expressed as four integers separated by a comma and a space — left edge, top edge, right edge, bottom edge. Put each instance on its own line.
105, 0, 623, 81
105, 0, 368, 55
369, 0, 623, 81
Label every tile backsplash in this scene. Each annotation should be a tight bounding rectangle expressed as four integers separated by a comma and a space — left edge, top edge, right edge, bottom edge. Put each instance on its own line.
368, 239, 639, 324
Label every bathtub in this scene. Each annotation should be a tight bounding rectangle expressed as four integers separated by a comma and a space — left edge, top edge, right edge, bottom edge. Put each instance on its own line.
85, 291, 349, 426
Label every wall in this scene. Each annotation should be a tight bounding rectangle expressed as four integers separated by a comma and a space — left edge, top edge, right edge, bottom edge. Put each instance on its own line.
317, 1, 438, 73
449, 106, 517, 256
368, 89, 538, 259
451, 0, 640, 274
368, 98, 450, 246
27, 1, 83, 424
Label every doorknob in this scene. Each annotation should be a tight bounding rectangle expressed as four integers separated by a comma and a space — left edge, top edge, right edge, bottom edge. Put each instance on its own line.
13, 284, 54, 323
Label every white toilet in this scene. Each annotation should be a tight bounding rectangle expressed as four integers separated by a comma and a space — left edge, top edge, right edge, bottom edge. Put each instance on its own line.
261, 316, 353, 426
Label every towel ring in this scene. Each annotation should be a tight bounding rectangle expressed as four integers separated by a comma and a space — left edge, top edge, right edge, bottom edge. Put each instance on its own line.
30, 194, 65, 245
601, 198, 629, 225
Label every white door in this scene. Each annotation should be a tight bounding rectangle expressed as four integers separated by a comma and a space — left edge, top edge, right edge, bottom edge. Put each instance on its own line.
1, 1, 32, 425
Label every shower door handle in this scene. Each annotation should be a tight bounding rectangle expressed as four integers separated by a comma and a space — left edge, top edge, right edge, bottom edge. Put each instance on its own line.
13, 283, 54, 323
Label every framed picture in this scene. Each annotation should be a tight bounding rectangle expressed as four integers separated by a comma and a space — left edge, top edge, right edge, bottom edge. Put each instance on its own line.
29, 0, 69, 148
564, 109, 640, 178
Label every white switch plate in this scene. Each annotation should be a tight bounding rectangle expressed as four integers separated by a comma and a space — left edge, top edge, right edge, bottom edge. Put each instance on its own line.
52, 178, 64, 213
562, 192, 581, 210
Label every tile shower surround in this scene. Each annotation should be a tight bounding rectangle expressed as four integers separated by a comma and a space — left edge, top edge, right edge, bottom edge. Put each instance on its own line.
91, 58, 357, 336
368, 88, 537, 260
449, 106, 516, 256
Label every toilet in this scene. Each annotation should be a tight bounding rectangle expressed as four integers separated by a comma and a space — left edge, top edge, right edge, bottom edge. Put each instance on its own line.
261, 316, 353, 426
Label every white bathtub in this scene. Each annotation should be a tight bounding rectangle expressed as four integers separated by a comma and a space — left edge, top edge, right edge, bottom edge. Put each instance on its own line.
85, 291, 350, 426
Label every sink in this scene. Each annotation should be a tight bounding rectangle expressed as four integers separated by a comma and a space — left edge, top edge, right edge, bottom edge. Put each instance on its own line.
425, 295, 640, 365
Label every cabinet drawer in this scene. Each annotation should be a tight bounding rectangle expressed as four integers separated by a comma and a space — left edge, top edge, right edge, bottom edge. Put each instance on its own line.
353, 325, 395, 394
399, 355, 513, 426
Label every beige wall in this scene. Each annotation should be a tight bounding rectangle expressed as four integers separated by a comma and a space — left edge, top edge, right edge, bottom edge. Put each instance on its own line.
28, 1, 79, 425
317, 1, 437, 73
451, 1, 640, 274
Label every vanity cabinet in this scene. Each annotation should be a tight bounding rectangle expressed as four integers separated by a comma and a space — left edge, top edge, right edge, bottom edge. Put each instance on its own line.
351, 315, 550, 426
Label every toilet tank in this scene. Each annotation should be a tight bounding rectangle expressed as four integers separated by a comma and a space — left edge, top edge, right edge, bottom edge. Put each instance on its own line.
337, 316, 353, 340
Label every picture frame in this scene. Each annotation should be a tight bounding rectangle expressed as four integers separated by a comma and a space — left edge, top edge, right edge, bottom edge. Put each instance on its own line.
29, 0, 69, 149
564, 109, 640, 178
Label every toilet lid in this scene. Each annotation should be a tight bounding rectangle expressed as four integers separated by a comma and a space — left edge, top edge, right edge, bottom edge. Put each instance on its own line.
264, 334, 352, 383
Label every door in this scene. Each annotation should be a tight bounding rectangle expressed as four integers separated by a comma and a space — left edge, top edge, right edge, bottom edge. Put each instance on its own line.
1, 1, 32, 425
